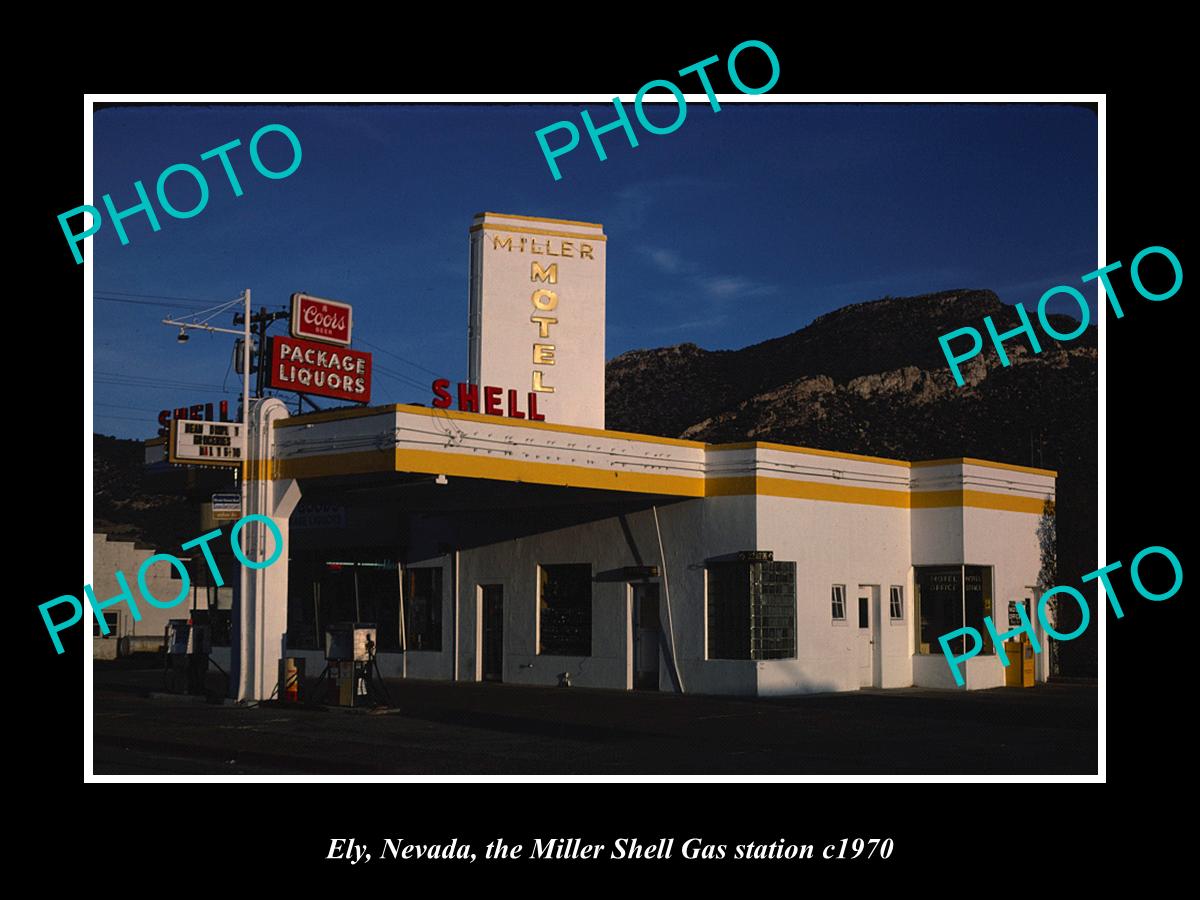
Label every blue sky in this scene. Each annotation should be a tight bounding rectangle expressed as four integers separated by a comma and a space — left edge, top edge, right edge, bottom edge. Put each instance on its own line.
91, 102, 1096, 439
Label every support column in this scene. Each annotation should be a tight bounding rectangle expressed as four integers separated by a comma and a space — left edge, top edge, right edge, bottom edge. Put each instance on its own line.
237, 397, 301, 702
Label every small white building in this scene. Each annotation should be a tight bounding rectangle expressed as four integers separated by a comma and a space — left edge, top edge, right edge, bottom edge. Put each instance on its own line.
92, 533, 230, 657
230, 213, 1056, 700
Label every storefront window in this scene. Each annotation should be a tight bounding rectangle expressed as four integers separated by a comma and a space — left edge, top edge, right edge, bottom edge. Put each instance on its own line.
707, 560, 796, 660
404, 567, 443, 652
286, 553, 321, 650
208, 609, 232, 647
964, 566, 994, 656
915, 565, 994, 656
538, 564, 592, 656
286, 550, 400, 651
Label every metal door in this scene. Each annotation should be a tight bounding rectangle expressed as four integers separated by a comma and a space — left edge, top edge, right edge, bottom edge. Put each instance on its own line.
481, 584, 503, 682
632, 583, 661, 690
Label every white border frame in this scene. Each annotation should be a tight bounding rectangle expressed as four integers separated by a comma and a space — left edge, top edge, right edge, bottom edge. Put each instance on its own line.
82, 92, 1105, 785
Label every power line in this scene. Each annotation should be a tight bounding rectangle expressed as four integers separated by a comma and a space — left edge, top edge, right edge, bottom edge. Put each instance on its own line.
96, 376, 227, 388
95, 377, 234, 392
93, 413, 159, 424
94, 295, 218, 310
96, 289, 227, 305
372, 362, 427, 385
96, 370, 223, 382
356, 338, 444, 379
92, 402, 161, 412
371, 364, 432, 393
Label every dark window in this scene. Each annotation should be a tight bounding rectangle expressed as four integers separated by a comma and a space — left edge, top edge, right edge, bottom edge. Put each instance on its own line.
915, 565, 994, 656
209, 609, 232, 647
858, 596, 869, 628
286, 552, 321, 650
404, 567, 443, 652
707, 561, 795, 660
915, 566, 962, 655
964, 566, 994, 656
538, 564, 592, 656
93, 612, 119, 638
707, 563, 749, 660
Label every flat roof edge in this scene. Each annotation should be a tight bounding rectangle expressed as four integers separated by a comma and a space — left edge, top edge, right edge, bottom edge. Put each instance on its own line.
272, 408, 1056, 478
913, 457, 1058, 477
274, 404, 708, 449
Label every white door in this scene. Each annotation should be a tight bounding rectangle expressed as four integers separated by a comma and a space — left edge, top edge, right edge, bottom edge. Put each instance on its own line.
857, 589, 874, 687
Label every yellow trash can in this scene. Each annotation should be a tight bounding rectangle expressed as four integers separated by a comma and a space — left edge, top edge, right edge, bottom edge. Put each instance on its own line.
1021, 639, 1035, 688
1004, 640, 1024, 687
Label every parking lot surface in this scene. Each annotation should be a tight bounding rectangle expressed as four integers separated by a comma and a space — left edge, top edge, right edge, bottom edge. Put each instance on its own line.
92, 662, 1097, 774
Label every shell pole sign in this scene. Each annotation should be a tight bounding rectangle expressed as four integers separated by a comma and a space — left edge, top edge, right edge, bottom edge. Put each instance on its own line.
291, 292, 353, 345
168, 420, 245, 467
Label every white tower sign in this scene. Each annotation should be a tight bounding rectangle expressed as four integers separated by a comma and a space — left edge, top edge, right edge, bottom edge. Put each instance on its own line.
468, 212, 606, 428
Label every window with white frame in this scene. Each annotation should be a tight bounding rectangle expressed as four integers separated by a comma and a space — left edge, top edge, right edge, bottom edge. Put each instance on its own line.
93, 612, 119, 638
889, 585, 904, 620
831, 584, 847, 621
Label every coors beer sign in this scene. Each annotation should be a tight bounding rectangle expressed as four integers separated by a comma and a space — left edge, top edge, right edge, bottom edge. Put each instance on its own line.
291, 292, 353, 346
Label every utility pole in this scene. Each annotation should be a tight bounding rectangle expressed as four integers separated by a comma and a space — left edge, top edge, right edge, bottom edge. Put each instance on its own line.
163, 290, 252, 699
233, 306, 290, 398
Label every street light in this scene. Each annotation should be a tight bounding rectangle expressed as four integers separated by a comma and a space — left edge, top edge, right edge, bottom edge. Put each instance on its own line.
162, 289, 250, 444
163, 290, 253, 702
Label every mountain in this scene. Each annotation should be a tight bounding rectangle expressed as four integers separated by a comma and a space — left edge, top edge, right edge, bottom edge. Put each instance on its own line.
93, 433, 232, 553
606, 290, 1097, 676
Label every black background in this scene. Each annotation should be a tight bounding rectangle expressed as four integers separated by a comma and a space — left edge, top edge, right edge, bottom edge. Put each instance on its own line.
25, 23, 1186, 883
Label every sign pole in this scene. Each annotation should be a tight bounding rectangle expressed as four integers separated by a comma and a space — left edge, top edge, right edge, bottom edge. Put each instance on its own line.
160, 290, 255, 699
242, 287, 250, 466
239, 288, 251, 702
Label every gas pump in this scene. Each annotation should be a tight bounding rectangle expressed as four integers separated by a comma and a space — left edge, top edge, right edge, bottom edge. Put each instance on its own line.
314, 623, 391, 708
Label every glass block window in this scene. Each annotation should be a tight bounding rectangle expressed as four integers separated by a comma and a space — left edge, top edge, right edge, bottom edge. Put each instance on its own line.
707, 560, 796, 660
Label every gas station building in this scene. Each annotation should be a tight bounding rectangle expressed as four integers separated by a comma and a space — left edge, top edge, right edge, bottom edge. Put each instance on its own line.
195, 212, 1056, 700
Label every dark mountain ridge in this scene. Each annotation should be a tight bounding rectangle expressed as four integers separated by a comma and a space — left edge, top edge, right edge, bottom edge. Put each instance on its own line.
608, 289, 1094, 438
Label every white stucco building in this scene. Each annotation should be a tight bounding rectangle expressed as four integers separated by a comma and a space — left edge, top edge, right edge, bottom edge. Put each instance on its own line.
226, 213, 1056, 700
92, 534, 231, 658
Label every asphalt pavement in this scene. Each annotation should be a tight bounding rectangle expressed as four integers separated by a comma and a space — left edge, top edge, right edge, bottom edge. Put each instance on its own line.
91, 660, 1097, 775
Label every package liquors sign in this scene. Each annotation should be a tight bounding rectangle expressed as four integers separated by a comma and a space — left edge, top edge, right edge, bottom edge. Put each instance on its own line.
269, 335, 372, 402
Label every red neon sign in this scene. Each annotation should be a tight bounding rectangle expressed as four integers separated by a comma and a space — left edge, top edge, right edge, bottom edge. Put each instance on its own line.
431, 379, 545, 421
